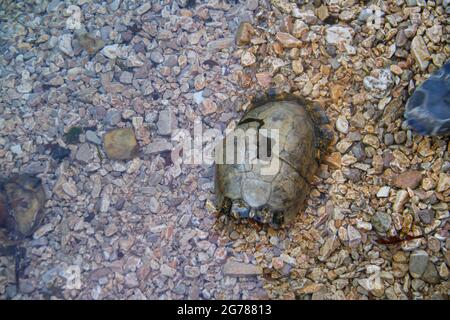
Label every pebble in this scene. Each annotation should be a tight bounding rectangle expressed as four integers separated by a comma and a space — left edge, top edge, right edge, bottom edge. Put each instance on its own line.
422, 262, 440, 284
200, 98, 218, 115
62, 181, 77, 198
436, 173, 449, 192
86, 130, 101, 145
184, 266, 201, 278
241, 51, 256, 67
392, 171, 422, 189
136, 3, 151, 15
275, 32, 302, 48
335, 116, 349, 134
325, 26, 353, 45
371, 212, 392, 233
223, 261, 263, 277
101, 44, 120, 59
376, 186, 390, 198
418, 209, 434, 225
76, 143, 93, 163
347, 225, 361, 247
157, 109, 177, 136
411, 35, 430, 71
235, 22, 255, 46
363, 69, 394, 99
119, 71, 133, 84
105, 110, 121, 126
292, 60, 304, 75
59, 34, 74, 56
144, 139, 172, 154
393, 190, 409, 212
409, 250, 429, 278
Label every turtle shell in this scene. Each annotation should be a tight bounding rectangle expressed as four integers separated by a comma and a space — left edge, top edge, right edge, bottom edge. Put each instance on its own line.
404, 59, 450, 136
215, 92, 332, 228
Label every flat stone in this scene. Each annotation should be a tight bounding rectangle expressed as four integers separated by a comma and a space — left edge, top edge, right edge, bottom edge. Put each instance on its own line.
76, 143, 93, 163
255, 72, 272, 87
124, 273, 139, 288
363, 69, 394, 99
101, 44, 120, 59
241, 51, 256, 67
59, 34, 73, 56
319, 234, 339, 261
411, 35, 430, 71
136, 2, 151, 15
160, 264, 176, 278
62, 181, 77, 198
223, 260, 263, 277
418, 209, 434, 225
292, 60, 304, 75
200, 98, 217, 115
157, 109, 177, 135
184, 265, 200, 278
119, 71, 133, 84
103, 128, 138, 160
144, 139, 172, 154
392, 171, 422, 189
347, 225, 361, 247
104, 110, 121, 126
393, 190, 409, 212
207, 38, 233, 51
376, 186, 390, 198
150, 51, 164, 64
86, 130, 101, 145
316, 5, 329, 21
409, 250, 429, 278
336, 116, 349, 134
325, 25, 353, 45
436, 173, 449, 192
371, 212, 392, 233
235, 22, 255, 46
275, 32, 302, 48
422, 262, 440, 284
323, 152, 341, 169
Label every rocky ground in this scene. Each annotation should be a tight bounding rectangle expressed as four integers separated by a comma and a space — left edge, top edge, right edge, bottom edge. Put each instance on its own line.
0, 0, 449, 300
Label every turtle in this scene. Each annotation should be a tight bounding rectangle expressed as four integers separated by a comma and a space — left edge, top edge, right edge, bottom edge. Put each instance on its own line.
404, 59, 450, 136
0, 174, 46, 290
214, 91, 333, 228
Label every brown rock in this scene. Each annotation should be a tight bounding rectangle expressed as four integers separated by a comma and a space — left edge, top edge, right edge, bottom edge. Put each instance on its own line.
292, 60, 304, 75
275, 32, 302, 48
330, 85, 344, 103
392, 171, 422, 189
223, 260, 263, 277
241, 51, 256, 67
103, 128, 139, 160
436, 173, 449, 192
235, 22, 255, 46
256, 72, 272, 88
393, 190, 409, 212
323, 152, 341, 169
316, 5, 329, 21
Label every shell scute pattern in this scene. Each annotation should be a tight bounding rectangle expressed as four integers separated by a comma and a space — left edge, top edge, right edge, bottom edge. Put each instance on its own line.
215, 92, 332, 228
